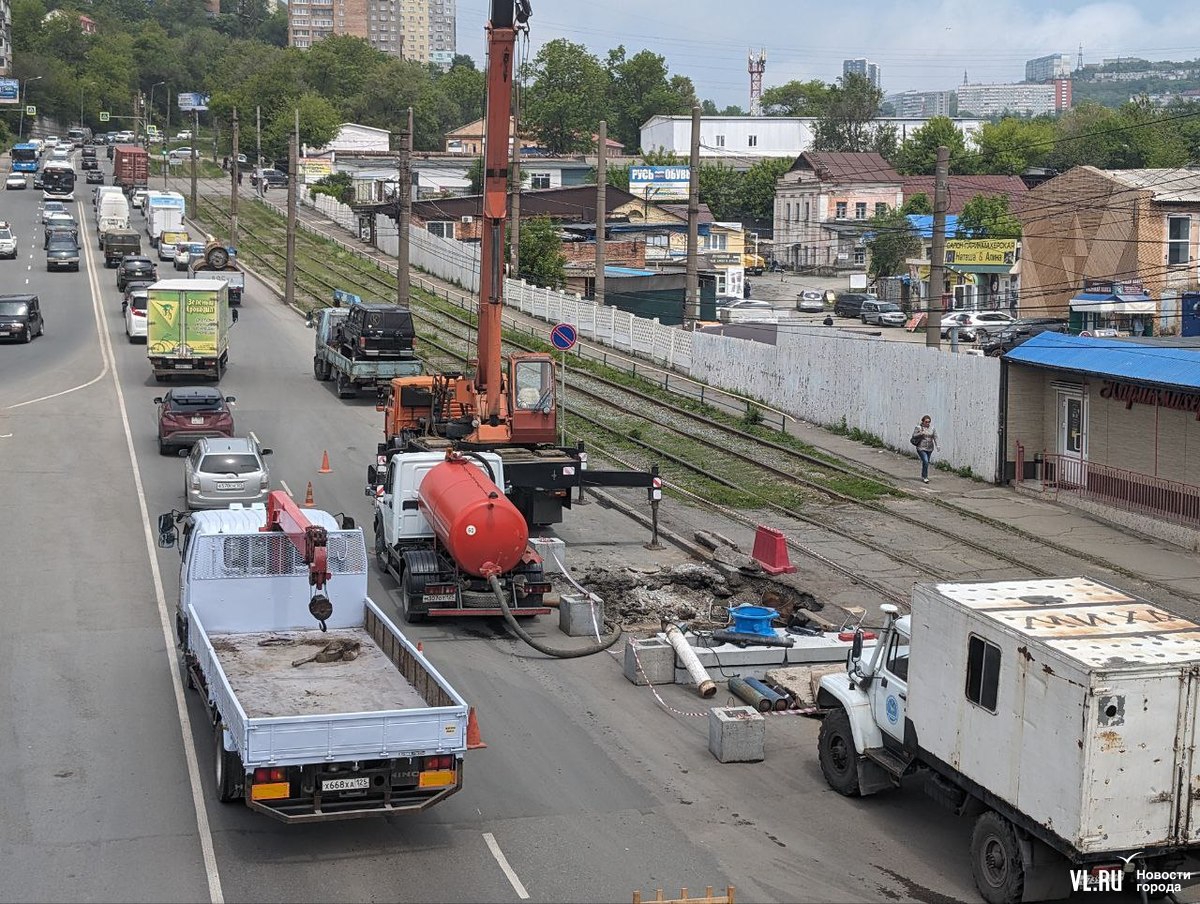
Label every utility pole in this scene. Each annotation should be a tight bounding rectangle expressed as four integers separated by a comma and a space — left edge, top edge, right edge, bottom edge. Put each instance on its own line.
685, 105, 701, 327
230, 108, 239, 247
190, 108, 198, 217
594, 120, 607, 306
396, 106, 412, 307
256, 105, 262, 185
163, 88, 170, 189
285, 109, 298, 308
926, 144, 949, 348
508, 82, 522, 279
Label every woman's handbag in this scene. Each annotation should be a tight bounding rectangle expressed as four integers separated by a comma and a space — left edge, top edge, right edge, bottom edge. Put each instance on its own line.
910, 432, 923, 447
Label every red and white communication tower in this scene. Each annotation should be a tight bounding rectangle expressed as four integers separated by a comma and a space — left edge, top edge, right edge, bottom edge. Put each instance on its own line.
749, 48, 767, 116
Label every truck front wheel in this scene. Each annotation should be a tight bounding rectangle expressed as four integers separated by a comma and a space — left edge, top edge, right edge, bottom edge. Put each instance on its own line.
970, 811, 1025, 904
213, 721, 244, 804
817, 707, 860, 796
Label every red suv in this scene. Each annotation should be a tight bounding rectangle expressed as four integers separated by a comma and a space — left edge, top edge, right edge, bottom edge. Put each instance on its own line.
155, 387, 236, 455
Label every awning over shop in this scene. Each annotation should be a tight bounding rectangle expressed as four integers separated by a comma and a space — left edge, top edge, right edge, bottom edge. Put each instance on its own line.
1068, 292, 1155, 315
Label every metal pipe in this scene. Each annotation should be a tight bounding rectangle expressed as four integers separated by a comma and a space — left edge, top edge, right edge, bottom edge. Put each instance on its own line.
665, 623, 717, 698
743, 676, 789, 711
727, 677, 772, 712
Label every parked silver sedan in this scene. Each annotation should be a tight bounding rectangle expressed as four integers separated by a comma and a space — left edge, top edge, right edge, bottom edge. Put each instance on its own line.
183, 436, 273, 510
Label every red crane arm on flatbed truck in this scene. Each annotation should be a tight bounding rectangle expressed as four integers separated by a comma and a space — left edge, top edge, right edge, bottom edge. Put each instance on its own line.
259, 489, 331, 590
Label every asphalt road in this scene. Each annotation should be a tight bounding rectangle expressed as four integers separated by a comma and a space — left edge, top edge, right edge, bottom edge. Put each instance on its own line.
0, 160, 1065, 904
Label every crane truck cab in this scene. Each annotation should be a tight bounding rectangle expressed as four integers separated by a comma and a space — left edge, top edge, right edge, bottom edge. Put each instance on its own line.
367, 449, 551, 624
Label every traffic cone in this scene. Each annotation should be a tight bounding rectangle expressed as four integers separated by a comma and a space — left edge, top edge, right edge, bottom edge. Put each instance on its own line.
466, 707, 487, 749
318, 450, 332, 474
303, 481, 315, 507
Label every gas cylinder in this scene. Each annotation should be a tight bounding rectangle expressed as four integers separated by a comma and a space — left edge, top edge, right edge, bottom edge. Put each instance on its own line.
418, 455, 529, 578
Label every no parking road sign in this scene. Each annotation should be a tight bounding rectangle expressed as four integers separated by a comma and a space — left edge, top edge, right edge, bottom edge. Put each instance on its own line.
550, 322, 577, 351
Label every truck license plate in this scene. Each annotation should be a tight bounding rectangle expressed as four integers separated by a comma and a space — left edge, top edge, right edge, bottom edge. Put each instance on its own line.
175, 363, 193, 369
216, 482, 241, 491
423, 592, 456, 603
322, 776, 370, 792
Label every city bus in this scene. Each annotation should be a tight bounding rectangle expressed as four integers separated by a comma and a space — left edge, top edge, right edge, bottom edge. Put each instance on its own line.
42, 160, 76, 201
11, 143, 39, 173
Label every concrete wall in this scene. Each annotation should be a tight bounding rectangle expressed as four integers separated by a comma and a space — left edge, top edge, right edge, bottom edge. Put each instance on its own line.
691, 329, 1002, 478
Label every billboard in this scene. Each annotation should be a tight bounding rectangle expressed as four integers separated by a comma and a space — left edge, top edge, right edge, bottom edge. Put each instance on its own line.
944, 239, 1018, 267
629, 165, 690, 201
430, 51, 454, 66
177, 92, 210, 112
299, 158, 333, 181
0, 78, 18, 105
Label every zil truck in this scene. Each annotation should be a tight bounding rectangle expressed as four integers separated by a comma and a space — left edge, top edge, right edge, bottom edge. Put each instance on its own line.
157, 492, 469, 821
306, 289, 422, 399
188, 241, 246, 305
815, 577, 1200, 904
146, 278, 237, 382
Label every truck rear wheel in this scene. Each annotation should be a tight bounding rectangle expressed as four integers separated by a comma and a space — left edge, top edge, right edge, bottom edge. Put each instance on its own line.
213, 721, 243, 804
817, 707, 861, 796
970, 811, 1025, 904
399, 570, 426, 624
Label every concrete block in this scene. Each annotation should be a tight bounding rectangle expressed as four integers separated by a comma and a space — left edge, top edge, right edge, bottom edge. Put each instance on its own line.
708, 705, 766, 763
529, 536, 566, 574
623, 638, 675, 686
559, 592, 603, 637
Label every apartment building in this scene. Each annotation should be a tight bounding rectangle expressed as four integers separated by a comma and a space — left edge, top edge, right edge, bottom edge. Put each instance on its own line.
884, 90, 952, 118
843, 58, 881, 89
955, 81, 1069, 118
1025, 53, 1073, 83
0, 0, 11, 75
289, 0, 453, 61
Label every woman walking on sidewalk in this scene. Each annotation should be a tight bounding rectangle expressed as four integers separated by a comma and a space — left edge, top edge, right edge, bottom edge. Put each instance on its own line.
912, 415, 939, 483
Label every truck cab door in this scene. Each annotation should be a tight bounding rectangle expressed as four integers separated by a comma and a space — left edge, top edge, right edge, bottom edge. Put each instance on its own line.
870, 628, 910, 744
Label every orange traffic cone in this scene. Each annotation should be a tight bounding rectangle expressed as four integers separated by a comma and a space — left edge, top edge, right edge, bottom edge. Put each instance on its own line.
303, 481, 315, 507
318, 450, 332, 474
466, 707, 487, 749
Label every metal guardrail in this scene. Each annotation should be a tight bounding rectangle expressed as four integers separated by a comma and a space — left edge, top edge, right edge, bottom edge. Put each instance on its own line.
1038, 452, 1200, 529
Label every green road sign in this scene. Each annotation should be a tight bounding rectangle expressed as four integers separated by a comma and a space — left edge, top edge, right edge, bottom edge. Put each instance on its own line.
99, 111, 110, 122
24, 105, 35, 116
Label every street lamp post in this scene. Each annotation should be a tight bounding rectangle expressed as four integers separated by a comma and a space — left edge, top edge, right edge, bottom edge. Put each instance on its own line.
18, 76, 44, 141
148, 81, 165, 141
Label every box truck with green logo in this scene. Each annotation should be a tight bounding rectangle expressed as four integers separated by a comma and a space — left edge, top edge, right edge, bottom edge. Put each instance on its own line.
146, 278, 237, 382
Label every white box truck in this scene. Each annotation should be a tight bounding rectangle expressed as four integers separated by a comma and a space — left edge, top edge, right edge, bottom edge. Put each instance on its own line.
815, 577, 1200, 903
145, 190, 186, 248
96, 192, 131, 244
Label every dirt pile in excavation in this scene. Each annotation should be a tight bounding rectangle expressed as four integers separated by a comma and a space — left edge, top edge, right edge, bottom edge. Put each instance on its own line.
572, 562, 822, 631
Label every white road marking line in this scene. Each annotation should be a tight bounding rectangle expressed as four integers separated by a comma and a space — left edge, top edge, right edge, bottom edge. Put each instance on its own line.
280, 479, 293, 498
80, 212, 225, 904
483, 833, 529, 900
249, 431, 260, 448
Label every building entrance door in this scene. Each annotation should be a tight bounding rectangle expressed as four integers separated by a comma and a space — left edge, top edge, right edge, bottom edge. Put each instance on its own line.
1055, 388, 1086, 487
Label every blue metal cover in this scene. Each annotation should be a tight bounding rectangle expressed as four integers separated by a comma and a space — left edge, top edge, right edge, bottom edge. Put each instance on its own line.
1003, 331, 1200, 390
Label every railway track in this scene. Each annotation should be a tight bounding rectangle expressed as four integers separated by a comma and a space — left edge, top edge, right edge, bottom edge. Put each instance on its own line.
188, 195, 1200, 612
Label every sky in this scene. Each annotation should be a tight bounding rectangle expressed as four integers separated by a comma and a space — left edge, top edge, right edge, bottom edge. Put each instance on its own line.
454, 0, 1200, 107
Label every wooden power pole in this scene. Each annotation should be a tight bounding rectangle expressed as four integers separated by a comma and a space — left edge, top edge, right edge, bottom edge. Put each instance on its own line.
926, 145, 950, 348
189, 109, 198, 218
594, 120, 607, 306
685, 105, 701, 327
396, 106, 412, 306
285, 110, 298, 308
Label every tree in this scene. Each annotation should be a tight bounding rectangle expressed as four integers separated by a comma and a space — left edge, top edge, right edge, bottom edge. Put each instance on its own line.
811, 72, 884, 152
260, 90, 339, 163
739, 158, 790, 225
893, 116, 973, 175
518, 217, 566, 288
1043, 102, 1122, 171
958, 194, 1022, 238
434, 59, 486, 129
865, 209, 920, 280
974, 117, 1056, 175
523, 39, 608, 154
760, 79, 830, 116
606, 46, 694, 153
698, 163, 743, 221
901, 193, 932, 215
308, 171, 354, 204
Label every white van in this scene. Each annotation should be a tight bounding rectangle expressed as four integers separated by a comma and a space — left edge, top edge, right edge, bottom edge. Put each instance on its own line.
97, 191, 131, 238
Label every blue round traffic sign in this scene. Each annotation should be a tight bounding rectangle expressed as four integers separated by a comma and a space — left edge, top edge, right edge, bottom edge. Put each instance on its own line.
550, 322, 577, 351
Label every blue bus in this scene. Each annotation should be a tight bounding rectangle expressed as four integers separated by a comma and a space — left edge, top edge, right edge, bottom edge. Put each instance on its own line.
11, 143, 39, 173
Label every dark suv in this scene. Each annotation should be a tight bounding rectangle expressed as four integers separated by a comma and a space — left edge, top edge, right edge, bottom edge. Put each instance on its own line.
981, 318, 1069, 356
117, 255, 158, 290
833, 292, 877, 318
251, 168, 287, 189
335, 303, 416, 359
0, 294, 44, 342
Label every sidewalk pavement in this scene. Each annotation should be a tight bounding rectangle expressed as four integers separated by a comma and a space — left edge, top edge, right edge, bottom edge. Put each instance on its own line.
260, 195, 1200, 605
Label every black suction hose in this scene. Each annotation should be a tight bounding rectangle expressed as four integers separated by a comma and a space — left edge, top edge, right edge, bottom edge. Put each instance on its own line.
489, 575, 622, 658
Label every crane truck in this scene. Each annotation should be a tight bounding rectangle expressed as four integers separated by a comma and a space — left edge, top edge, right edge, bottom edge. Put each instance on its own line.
373, 0, 656, 529
815, 577, 1200, 904
157, 491, 470, 822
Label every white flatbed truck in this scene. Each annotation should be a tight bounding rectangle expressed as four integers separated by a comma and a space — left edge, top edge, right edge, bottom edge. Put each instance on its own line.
158, 493, 469, 823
